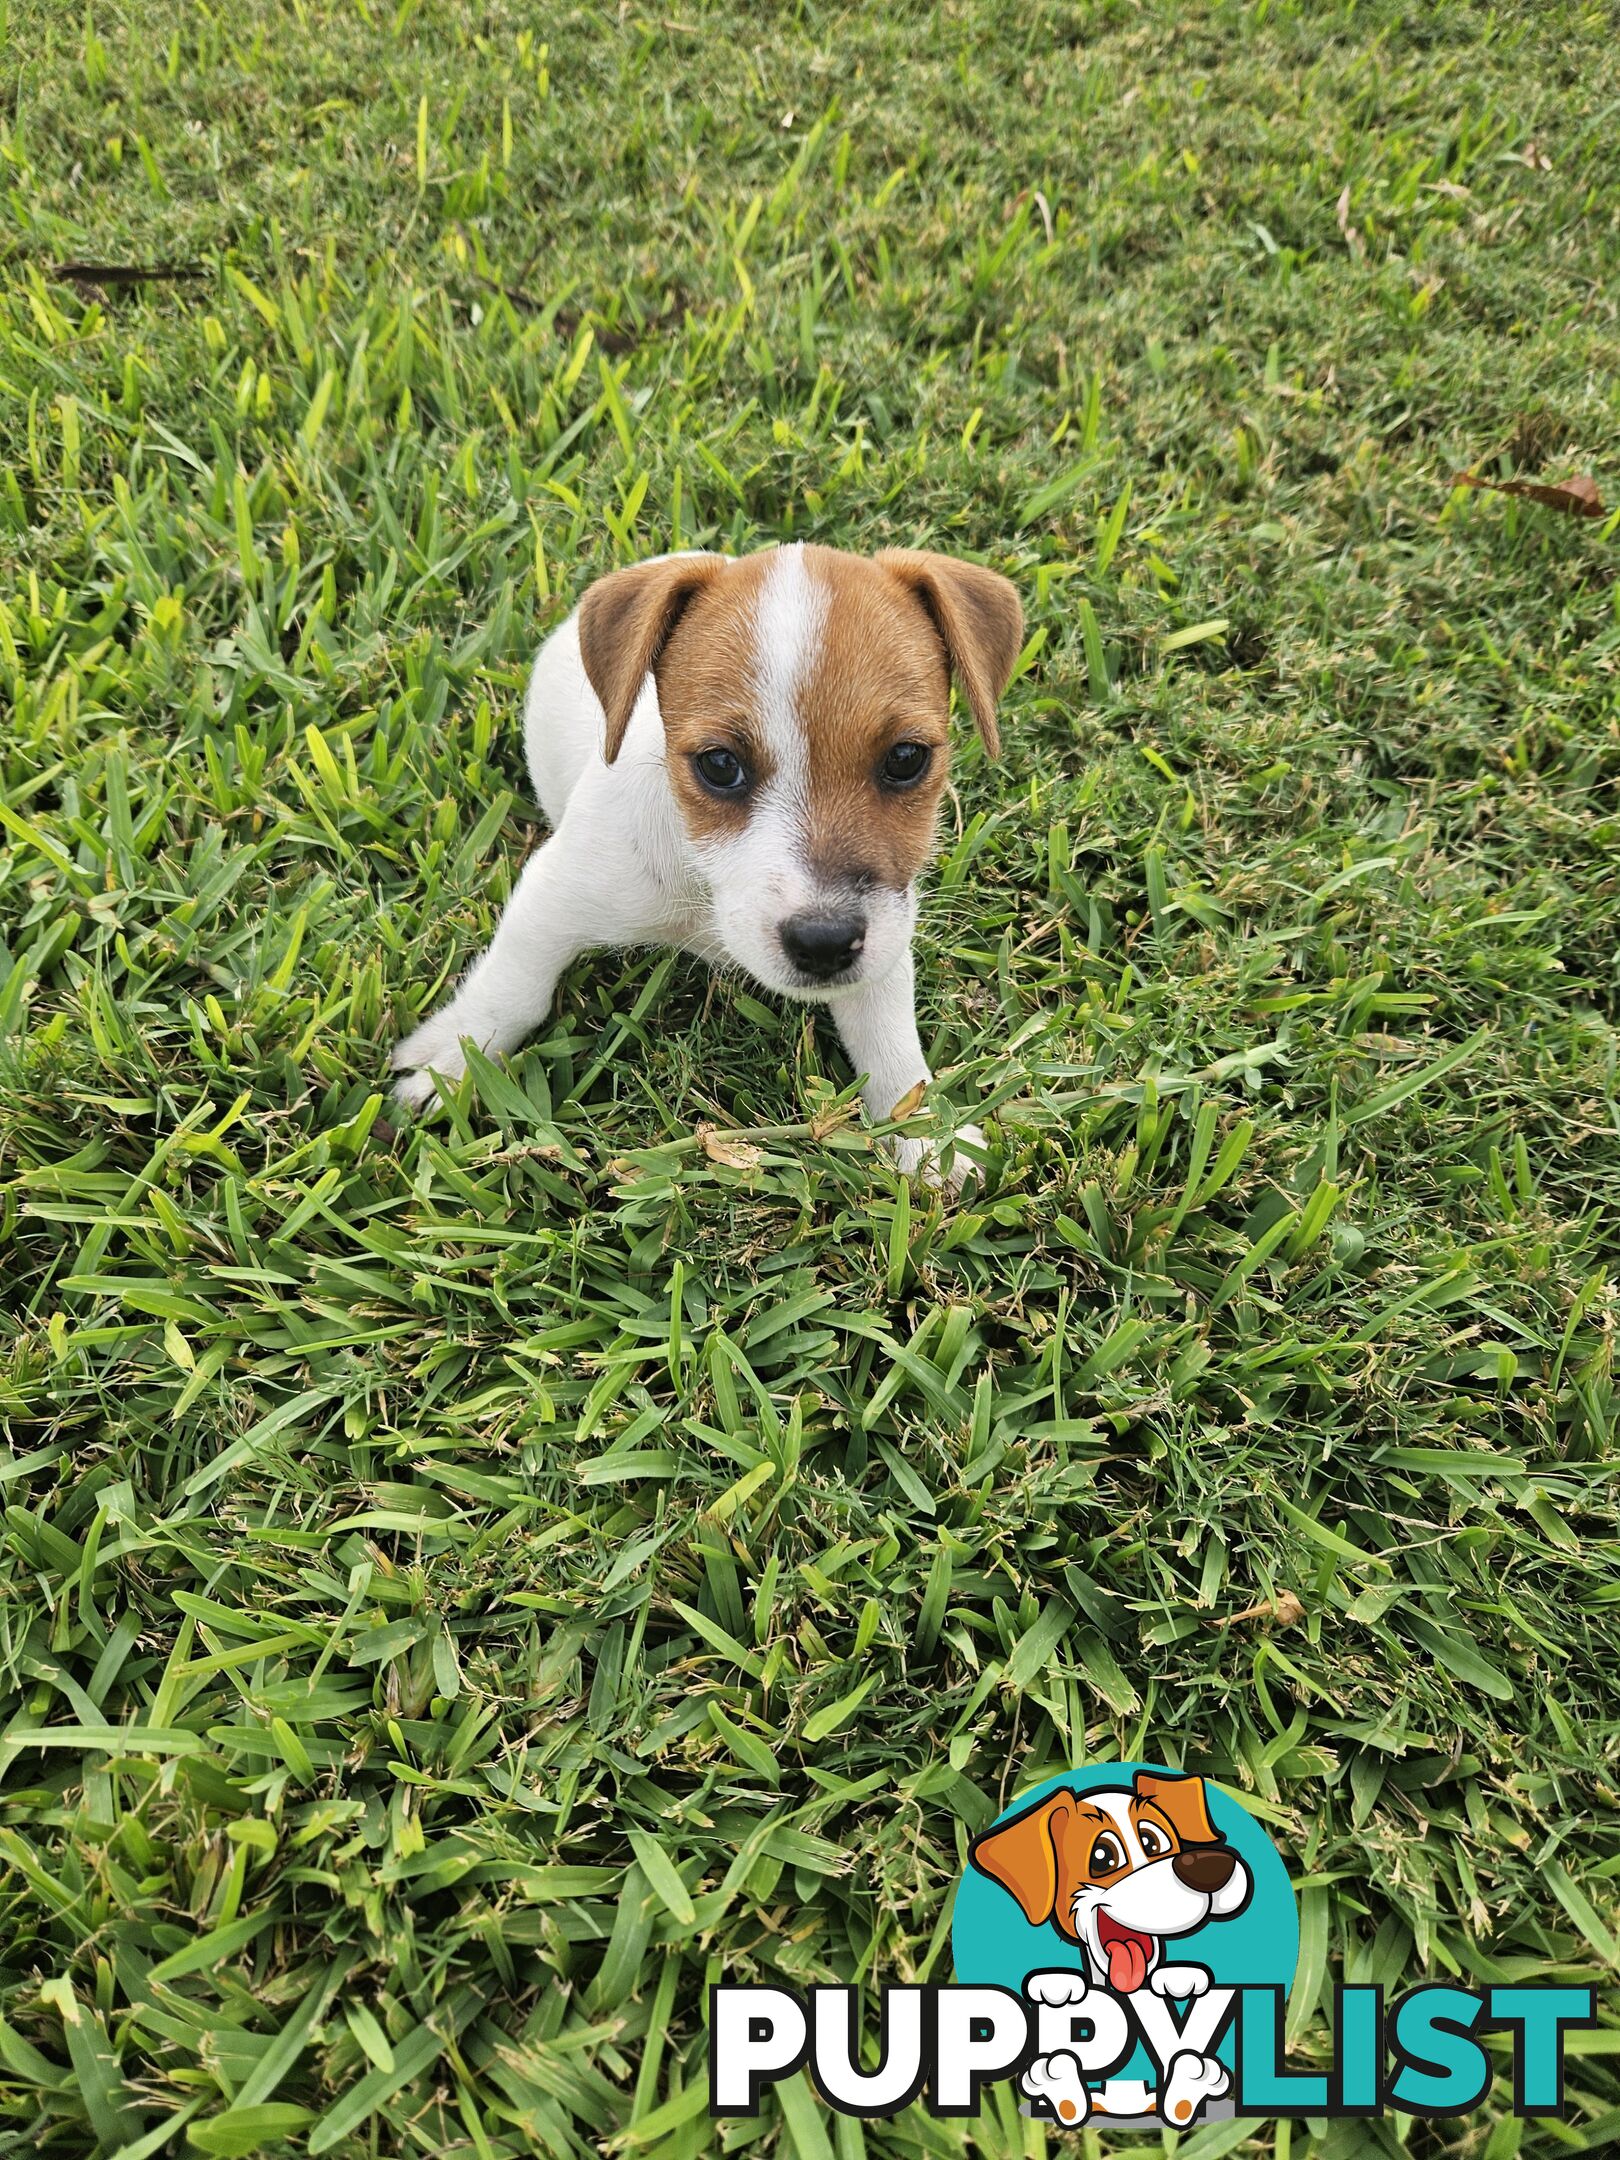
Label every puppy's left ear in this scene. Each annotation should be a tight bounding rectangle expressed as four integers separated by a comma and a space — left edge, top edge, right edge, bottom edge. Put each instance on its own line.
577, 552, 728, 763
1134, 1771, 1221, 1847
877, 549, 1023, 759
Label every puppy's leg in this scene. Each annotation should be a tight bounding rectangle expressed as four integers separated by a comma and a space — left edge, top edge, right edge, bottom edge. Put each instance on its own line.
832, 951, 984, 1192
391, 813, 656, 1110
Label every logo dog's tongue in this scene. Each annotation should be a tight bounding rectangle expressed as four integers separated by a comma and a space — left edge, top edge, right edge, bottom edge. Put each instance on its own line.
1099, 1917, 1151, 1994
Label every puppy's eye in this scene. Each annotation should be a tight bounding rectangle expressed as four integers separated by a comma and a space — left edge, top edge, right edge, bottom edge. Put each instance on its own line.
878, 741, 932, 788
1089, 1833, 1126, 1877
694, 747, 749, 794
1139, 1824, 1168, 1857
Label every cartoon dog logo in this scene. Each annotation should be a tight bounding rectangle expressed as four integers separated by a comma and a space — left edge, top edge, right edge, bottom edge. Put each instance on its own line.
969, 1770, 1251, 2128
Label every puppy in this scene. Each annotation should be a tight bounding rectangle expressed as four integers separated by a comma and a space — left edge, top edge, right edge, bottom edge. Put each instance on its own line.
971, 1772, 1250, 2128
391, 543, 1022, 1188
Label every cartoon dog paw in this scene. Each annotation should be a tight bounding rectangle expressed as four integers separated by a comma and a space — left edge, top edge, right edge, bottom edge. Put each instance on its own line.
1158, 2049, 1230, 2127
1149, 1963, 1212, 2000
1025, 1968, 1093, 2008
1022, 2050, 1091, 2127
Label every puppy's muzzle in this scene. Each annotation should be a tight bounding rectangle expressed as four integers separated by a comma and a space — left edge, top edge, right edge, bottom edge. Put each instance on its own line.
780, 910, 866, 982
1171, 1848, 1237, 1894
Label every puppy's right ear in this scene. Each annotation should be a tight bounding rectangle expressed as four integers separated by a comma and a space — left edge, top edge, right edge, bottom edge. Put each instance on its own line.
969, 1793, 1073, 1928
875, 549, 1023, 759
577, 554, 727, 763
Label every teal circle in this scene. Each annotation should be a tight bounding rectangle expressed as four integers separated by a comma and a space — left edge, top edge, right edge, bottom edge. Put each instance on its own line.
951, 1761, 1297, 2083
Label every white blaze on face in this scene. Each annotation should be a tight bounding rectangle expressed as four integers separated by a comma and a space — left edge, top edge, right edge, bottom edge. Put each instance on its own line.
693, 543, 920, 998
698, 543, 827, 992
751, 541, 823, 832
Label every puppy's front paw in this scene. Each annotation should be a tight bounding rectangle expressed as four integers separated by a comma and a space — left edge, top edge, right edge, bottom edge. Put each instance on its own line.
1025, 1969, 1093, 2008
888, 1121, 987, 1197
390, 1013, 471, 1112
941, 1121, 987, 1194
1149, 1964, 1211, 2001
391, 1063, 451, 1113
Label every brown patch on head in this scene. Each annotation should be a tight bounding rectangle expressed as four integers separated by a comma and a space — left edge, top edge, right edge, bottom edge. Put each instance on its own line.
648, 553, 779, 845
577, 553, 729, 763
1073, 1809, 1135, 1889
875, 548, 1024, 759
969, 1792, 1073, 1931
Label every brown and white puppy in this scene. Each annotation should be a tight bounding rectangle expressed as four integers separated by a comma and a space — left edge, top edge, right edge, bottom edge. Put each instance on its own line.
392, 543, 1022, 1186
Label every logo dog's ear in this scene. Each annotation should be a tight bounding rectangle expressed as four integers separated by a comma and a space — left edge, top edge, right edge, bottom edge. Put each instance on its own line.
577, 553, 728, 763
876, 550, 1023, 760
969, 1793, 1072, 1928
1134, 1771, 1221, 1847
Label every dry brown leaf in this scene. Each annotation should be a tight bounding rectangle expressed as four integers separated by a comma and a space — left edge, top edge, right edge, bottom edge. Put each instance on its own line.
808, 1100, 858, 1142
889, 1081, 928, 1122
1216, 1590, 1306, 1631
1452, 470, 1606, 518
1334, 184, 1364, 260
698, 1122, 763, 1169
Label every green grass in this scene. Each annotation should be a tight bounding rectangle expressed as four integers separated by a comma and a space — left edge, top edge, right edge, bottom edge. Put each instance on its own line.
2, 0, 1619, 2154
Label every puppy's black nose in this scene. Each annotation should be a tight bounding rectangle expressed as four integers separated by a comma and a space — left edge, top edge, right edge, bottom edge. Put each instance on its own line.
1172, 1848, 1236, 1893
780, 911, 866, 980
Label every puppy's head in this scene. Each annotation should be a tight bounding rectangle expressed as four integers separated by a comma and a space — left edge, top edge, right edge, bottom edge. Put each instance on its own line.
577, 543, 1022, 998
969, 1773, 1251, 1995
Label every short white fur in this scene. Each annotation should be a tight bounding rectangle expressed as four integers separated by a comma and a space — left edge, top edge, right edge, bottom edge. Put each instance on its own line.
391, 545, 985, 1186
692, 543, 822, 994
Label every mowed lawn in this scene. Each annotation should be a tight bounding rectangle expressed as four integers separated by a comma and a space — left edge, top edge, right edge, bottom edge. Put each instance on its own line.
2, 1, 1619, 2154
